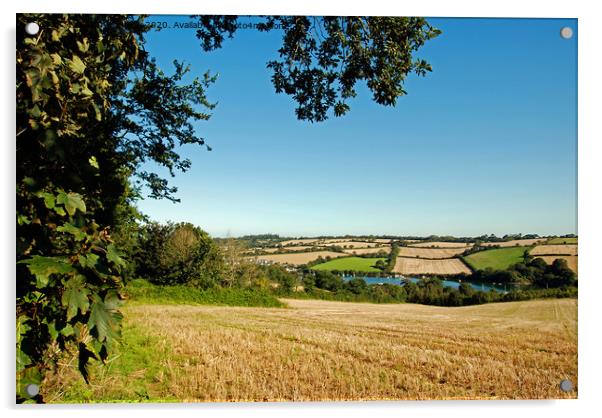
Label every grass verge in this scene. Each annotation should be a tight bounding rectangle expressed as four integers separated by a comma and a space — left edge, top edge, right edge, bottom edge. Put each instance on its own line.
126, 279, 285, 308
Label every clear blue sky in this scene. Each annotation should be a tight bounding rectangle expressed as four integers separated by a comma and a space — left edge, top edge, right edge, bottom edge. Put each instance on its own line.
136, 17, 577, 238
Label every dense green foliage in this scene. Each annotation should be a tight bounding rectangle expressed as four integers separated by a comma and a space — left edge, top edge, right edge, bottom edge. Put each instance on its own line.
126, 279, 285, 308
135, 222, 223, 288
458, 257, 577, 288
293, 271, 576, 307
195, 16, 441, 121
311, 257, 387, 273
463, 246, 529, 271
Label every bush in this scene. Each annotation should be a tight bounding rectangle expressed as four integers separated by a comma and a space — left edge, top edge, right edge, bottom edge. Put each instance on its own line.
135, 222, 223, 287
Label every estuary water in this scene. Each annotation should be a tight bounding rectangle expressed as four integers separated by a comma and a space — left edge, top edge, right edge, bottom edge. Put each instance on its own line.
343, 275, 509, 293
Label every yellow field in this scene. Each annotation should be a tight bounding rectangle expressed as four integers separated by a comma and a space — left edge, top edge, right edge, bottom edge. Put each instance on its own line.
343, 246, 391, 255
531, 245, 578, 256
481, 239, 545, 247
278, 239, 321, 246
409, 241, 472, 248
538, 255, 578, 273
397, 247, 466, 259
393, 257, 471, 275
44, 298, 577, 402
331, 241, 382, 248
252, 251, 347, 266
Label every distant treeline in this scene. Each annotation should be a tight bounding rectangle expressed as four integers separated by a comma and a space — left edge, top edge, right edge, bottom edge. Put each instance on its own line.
291, 271, 576, 307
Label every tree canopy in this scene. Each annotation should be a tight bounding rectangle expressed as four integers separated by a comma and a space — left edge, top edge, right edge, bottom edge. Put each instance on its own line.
16, 13, 440, 402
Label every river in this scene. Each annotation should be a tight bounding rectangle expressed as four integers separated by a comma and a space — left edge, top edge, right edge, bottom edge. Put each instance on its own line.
343, 275, 509, 293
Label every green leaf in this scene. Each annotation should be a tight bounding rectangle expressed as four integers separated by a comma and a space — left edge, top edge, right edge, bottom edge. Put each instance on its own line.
18, 255, 75, 288
37, 191, 56, 209
56, 222, 87, 241
56, 191, 86, 216
88, 156, 99, 169
62, 275, 90, 320
106, 244, 126, 268
68, 55, 86, 74
88, 295, 122, 343
78, 253, 100, 269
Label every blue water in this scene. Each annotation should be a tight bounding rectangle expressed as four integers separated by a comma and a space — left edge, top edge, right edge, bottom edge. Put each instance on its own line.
343, 276, 509, 293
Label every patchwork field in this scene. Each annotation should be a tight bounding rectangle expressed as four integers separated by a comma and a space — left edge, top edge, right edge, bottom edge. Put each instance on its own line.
546, 237, 578, 245
409, 241, 472, 248
463, 246, 528, 271
481, 239, 544, 247
393, 257, 471, 275
342, 246, 391, 255
278, 239, 320, 246
332, 241, 382, 249
397, 247, 467, 259
530, 245, 578, 256
44, 298, 577, 402
312, 257, 386, 272
253, 251, 347, 266
539, 256, 578, 273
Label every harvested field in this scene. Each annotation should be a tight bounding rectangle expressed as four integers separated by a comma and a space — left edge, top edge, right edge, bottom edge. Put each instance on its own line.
343, 246, 391, 255
44, 298, 577, 402
252, 251, 347, 266
397, 247, 467, 259
538, 255, 578, 273
278, 239, 320, 246
530, 245, 578, 256
332, 241, 382, 249
409, 241, 472, 248
481, 239, 544, 247
393, 257, 471, 275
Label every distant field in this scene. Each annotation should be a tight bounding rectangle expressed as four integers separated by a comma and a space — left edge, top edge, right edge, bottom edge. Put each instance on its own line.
546, 237, 578, 245
481, 239, 544, 248
530, 245, 578, 256
312, 257, 386, 272
332, 241, 382, 249
409, 241, 472, 249
393, 257, 471, 275
343, 246, 391, 255
538, 256, 578, 273
397, 247, 466, 259
252, 251, 347, 266
463, 247, 527, 270
278, 239, 320, 246
45, 298, 576, 401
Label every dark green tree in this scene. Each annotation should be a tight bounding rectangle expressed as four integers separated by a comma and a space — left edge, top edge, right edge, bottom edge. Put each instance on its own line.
16, 13, 440, 401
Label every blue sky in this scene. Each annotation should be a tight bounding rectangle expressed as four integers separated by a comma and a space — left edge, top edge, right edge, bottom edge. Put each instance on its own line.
136, 17, 577, 238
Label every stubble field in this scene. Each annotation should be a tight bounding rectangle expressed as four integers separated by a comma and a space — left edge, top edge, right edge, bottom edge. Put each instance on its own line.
43, 298, 577, 402
393, 257, 471, 275
396, 247, 467, 259
252, 251, 347, 265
